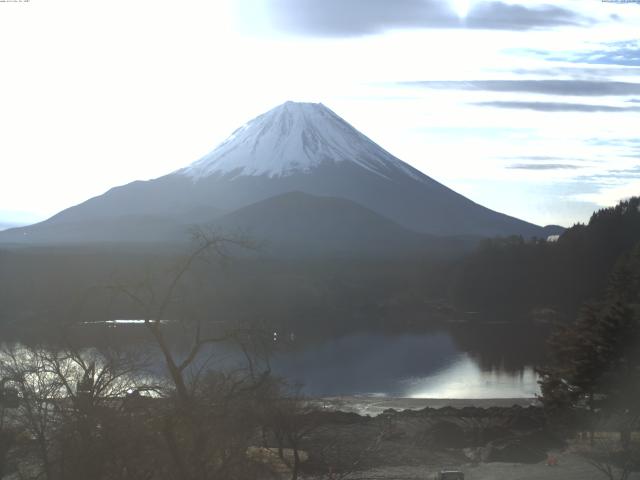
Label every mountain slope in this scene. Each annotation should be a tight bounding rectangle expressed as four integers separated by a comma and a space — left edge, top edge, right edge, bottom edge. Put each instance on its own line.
1, 101, 552, 245
212, 191, 436, 258
0, 214, 188, 245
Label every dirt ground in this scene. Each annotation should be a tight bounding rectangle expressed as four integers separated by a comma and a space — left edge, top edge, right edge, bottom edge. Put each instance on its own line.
297, 399, 640, 480
307, 452, 640, 479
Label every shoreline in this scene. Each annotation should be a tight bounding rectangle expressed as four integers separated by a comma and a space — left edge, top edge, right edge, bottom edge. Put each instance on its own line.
319, 396, 540, 416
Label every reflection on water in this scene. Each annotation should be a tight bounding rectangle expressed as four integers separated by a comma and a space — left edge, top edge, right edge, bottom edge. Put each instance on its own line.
272, 329, 542, 398
10, 322, 547, 399
404, 355, 539, 399
83, 319, 171, 325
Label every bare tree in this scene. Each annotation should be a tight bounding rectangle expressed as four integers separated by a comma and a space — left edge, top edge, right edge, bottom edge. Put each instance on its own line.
108, 228, 274, 480
0, 343, 155, 480
311, 418, 386, 480
262, 383, 388, 480
263, 384, 321, 480
575, 437, 640, 480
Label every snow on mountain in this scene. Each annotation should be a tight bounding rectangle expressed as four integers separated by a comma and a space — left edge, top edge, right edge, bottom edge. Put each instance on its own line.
176, 101, 423, 182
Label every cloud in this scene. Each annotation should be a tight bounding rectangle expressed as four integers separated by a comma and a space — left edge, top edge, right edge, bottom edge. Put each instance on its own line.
584, 139, 640, 158
260, 0, 591, 36
606, 168, 640, 179
577, 166, 640, 181
510, 66, 640, 79
501, 155, 592, 165
465, 2, 592, 30
507, 163, 583, 170
407, 80, 640, 96
513, 41, 640, 67
565, 40, 640, 67
587, 138, 640, 147
511, 155, 583, 161
264, 0, 447, 36
472, 101, 640, 112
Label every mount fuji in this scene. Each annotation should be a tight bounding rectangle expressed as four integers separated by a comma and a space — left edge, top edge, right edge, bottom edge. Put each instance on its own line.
0, 101, 559, 250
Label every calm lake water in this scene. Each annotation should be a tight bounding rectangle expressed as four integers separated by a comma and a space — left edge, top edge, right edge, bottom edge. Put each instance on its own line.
270, 330, 542, 398
10, 322, 548, 399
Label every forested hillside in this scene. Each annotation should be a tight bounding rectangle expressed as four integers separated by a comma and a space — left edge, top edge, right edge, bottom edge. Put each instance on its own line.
451, 197, 640, 319
2, 198, 639, 337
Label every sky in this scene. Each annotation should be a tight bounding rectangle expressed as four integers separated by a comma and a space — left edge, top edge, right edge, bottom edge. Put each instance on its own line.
1, 0, 639, 230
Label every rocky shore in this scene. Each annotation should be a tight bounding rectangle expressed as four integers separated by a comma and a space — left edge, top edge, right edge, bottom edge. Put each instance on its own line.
295, 401, 570, 478
319, 396, 540, 417
257, 399, 638, 479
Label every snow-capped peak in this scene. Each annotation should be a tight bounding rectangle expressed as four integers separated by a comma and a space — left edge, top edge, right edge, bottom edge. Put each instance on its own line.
176, 101, 422, 181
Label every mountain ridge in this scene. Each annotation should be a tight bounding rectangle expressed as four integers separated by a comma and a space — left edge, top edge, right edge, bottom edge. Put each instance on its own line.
0, 101, 560, 246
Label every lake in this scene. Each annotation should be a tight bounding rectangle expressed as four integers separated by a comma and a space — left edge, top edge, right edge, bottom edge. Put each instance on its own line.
269, 325, 547, 398
9, 321, 549, 399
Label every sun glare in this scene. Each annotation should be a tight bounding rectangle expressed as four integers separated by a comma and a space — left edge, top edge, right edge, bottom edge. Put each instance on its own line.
451, 0, 472, 18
